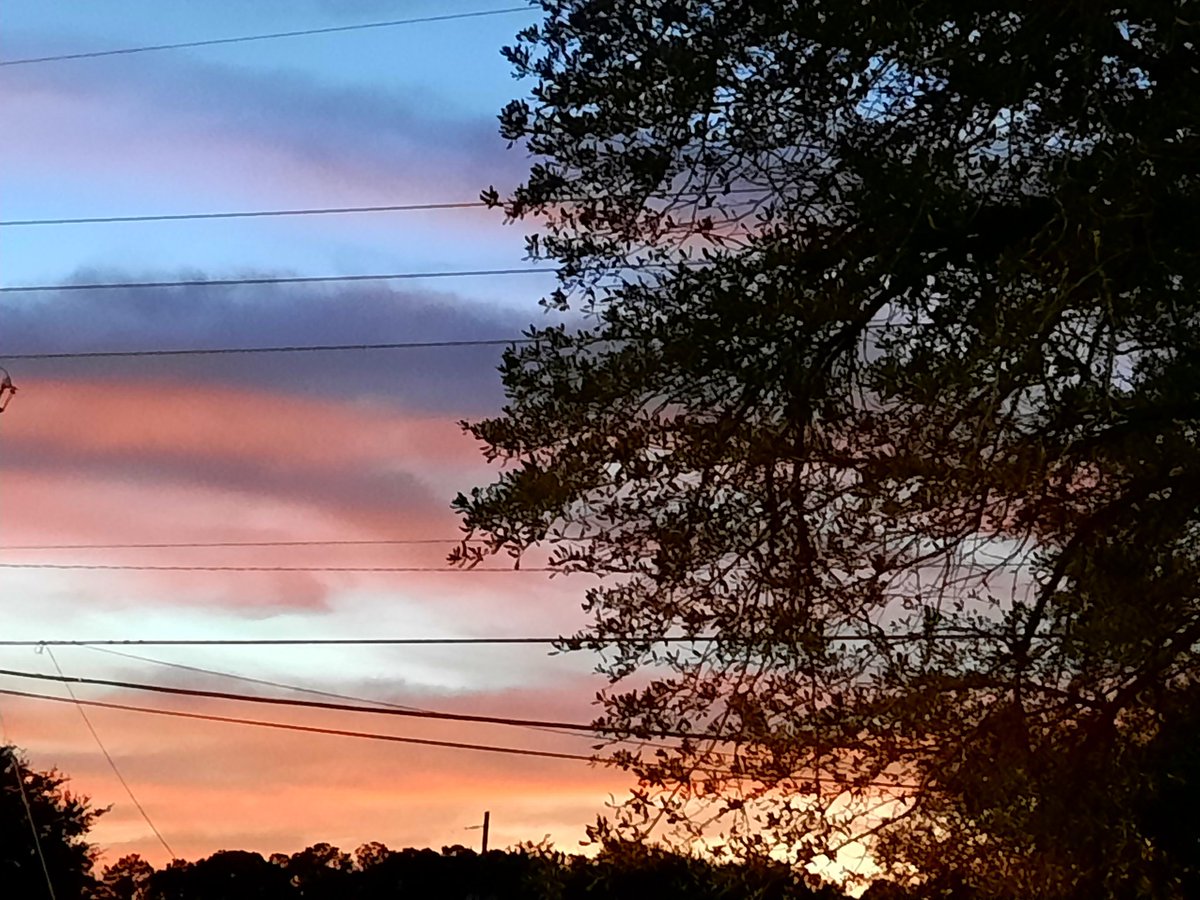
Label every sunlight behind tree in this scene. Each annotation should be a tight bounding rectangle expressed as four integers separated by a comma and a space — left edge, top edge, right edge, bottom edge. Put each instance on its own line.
454, 2, 1200, 895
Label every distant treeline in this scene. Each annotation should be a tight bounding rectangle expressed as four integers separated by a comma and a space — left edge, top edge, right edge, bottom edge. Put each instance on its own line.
97, 841, 876, 900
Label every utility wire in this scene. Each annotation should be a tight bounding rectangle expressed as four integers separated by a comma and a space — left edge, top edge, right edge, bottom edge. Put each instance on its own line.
0, 201, 489, 227
82, 646, 694, 754
0, 687, 923, 790
0, 187, 768, 228
83, 645, 616, 747
0, 323, 908, 363
0, 709, 57, 900
84, 647, 442, 714
0, 267, 558, 293
0, 540, 1034, 582
0, 666, 617, 735
0, 7, 531, 67
0, 539, 480, 550
0, 542, 1033, 575
0, 258, 706, 293
0, 688, 598, 764
65, 645, 956, 784
0, 631, 1010, 648
39, 648, 175, 858
0, 562, 542, 573
0, 638, 597, 647
4, 337, 532, 361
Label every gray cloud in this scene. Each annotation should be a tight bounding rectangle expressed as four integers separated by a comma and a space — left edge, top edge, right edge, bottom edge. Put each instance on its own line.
0, 436, 440, 524
1, 276, 558, 415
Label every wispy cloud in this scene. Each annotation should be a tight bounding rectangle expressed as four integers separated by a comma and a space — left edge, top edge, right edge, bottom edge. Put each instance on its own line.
0, 49, 530, 205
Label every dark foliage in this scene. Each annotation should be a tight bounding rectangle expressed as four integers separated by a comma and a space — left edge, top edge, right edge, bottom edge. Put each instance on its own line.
99, 854, 156, 900
131, 841, 852, 900
0, 742, 104, 898
148, 850, 293, 900
452, 1, 1200, 896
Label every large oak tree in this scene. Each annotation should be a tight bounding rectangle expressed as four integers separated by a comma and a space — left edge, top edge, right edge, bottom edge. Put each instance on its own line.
454, 2, 1199, 896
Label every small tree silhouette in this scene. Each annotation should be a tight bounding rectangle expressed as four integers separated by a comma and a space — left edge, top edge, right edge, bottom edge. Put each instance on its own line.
0, 743, 105, 898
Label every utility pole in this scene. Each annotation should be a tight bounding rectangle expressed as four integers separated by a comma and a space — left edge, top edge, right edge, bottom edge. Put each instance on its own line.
465, 810, 490, 853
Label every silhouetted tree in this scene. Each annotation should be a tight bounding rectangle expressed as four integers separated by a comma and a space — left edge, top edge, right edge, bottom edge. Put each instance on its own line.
146, 850, 291, 900
353, 846, 446, 898
128, 841, 856, 900
455, 1, 1200, 895
99, 853, 155, 900
355, 845, 531, 900
538, 840, 847, 900
280, 842, 352, 899
353, 841, 392, 871
0, 743, 105, 898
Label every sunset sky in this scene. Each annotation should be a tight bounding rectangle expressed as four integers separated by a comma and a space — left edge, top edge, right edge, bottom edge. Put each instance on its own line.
0, 0, 636, 865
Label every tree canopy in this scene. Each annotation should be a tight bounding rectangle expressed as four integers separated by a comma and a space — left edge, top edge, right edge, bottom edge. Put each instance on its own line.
134, 841, 848, 900
454, 1, 1200, 895
0, 742, 105, 898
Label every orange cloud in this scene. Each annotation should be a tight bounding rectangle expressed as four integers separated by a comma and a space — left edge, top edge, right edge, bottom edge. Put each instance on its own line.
0, 376, 490, 543
0, 685, 627, 868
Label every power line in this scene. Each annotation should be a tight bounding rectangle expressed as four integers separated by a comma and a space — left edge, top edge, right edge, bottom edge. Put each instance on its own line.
0, 562, 542, 573
0, 659, 877, 779
0, 7, 531, 67
0, 631, 1010, 648
0, 665, 622, 736
0, 538, 478, 550
0, 187, 769, 228
0, 638, 586, 647
40, 648, 175, 859
0, 267, 558, 294
0, 687, 598, 764
0, 258, 705, 293
0, 687, 927, 791
0, 540, 1036, 580
83, 645, 614, 747
0, 201, 489, 227
4, 337, 531, 361
19, 643, 724, 760
0, 322, 928, 365
0, 323, 1025, 363
88, 645, 436, 711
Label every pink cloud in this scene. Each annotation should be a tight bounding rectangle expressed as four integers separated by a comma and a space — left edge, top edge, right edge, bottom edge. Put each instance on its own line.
0, 377, 503, 610
5, 378, 482, 473
1, 377, 498, 531
0, 464, 588, 626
